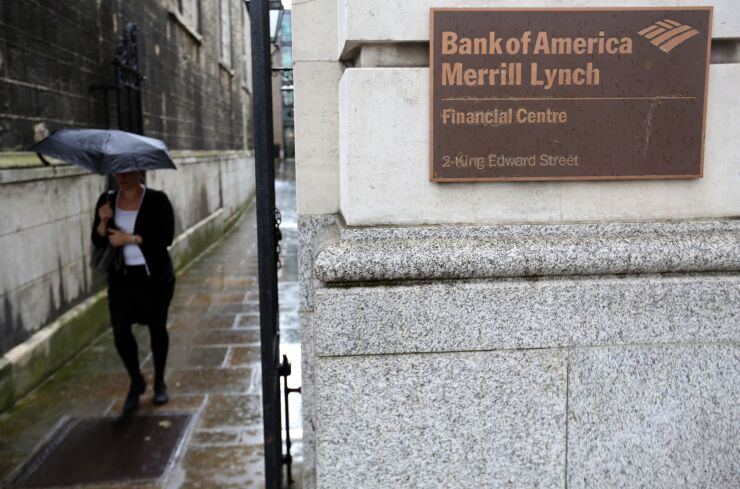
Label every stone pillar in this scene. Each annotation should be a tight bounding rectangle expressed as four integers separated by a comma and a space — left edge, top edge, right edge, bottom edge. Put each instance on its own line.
294, 1, 740, 488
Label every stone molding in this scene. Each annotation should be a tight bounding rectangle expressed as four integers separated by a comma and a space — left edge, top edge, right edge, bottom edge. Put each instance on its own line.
314, 219, 740, 283
0, 150, 252, 185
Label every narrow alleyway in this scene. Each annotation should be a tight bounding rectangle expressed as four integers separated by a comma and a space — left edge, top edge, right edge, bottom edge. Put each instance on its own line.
0, 160, 301, 488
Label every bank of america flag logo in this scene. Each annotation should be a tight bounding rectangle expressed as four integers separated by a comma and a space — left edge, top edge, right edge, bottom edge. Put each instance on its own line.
638, 19, 700, 53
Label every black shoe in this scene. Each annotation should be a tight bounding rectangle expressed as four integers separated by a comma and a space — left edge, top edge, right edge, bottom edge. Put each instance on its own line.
122, 378, 146, 415
153, 382, 169, 405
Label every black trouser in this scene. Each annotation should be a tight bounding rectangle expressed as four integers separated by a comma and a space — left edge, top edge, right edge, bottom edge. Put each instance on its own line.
108, 265, 175, 386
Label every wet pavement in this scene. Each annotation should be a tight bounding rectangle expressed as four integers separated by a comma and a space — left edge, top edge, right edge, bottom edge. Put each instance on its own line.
0, 160, 302, 488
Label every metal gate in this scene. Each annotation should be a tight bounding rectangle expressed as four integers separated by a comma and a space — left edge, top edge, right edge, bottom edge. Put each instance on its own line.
248, 1, 294, 487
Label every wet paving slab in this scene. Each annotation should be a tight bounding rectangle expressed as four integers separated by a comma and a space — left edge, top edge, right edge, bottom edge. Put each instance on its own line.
199, 395, 263, 430
144, 346, 231, 369
229, 346, 263, 367
168, 329, 262, 347
178, 445, 264, 489
0, 160, 302, 488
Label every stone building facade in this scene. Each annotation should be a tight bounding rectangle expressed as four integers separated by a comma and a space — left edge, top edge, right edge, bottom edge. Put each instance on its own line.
0, 0, 252, 151
0, 0, 256, 409
294, 1, 739, 488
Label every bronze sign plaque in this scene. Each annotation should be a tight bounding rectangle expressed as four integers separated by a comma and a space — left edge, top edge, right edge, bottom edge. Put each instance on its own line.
430, 8, 712, 182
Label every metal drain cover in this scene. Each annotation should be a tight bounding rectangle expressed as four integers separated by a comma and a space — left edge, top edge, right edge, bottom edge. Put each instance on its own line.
12, 414, 192, 488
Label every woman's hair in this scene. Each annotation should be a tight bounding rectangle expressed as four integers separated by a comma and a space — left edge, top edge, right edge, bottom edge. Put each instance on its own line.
114, 170, 145, 182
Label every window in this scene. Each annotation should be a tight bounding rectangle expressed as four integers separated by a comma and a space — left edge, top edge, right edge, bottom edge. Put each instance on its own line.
279, 12, 292, 46
242, 4, 252, 90
281, 50, 291, 69
178, 0, 200, 32
220, 0, 232, 67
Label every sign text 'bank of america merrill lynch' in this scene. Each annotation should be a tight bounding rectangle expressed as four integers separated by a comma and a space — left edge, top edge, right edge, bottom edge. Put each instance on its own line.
430, 8, 712, 182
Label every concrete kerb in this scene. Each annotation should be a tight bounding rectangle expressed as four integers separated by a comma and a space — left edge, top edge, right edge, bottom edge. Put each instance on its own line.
0, 195, 256, 414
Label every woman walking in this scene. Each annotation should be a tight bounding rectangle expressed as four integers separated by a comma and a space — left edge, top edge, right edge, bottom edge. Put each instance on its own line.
91, 171, 176, 415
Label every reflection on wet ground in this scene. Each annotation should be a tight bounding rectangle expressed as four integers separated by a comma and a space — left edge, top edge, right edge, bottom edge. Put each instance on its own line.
0, 160, 302, 488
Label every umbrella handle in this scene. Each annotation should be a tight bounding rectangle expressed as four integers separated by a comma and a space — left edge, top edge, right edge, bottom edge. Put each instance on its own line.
36, 153, 51, 166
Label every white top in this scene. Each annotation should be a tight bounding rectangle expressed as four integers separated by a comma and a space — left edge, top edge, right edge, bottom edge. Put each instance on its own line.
115, 188, 147, 267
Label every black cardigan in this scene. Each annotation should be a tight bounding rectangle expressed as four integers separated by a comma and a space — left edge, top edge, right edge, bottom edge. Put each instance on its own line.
91, 187, 175, 277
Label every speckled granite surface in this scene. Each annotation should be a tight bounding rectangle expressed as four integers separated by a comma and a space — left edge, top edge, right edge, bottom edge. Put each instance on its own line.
299, 313, 316, 489
306, 217, 739, 489
314, 273, 739, 356
298, 215, 337, 311
297, 214, 336, 489
315, 219, 740, 283
567, 344, 740, 489
316, 350, 567, 489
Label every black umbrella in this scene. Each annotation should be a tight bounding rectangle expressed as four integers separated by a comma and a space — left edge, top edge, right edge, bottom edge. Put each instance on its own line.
29, 129, 177, 175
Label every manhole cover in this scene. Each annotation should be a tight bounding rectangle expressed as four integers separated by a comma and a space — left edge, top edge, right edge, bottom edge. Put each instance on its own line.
12, 414, 192, 488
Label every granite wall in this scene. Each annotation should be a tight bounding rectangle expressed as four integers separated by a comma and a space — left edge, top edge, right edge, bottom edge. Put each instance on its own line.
294, 1, 740, 488
304, 219, 739, 489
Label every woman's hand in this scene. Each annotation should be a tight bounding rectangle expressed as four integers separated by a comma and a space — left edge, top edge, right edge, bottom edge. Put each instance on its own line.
98, 203, 113, 222
96, 203, 113, 238
108, 229, 137, 247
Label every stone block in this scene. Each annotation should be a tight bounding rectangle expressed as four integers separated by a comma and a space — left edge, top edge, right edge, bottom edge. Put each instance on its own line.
0, 216, 86, 301
356, 44, 428, 67
219, 154, 256, 216
339, 67, 560, 226
339, 65, 740, 226
314, 273, 739, 357
296, 165, 340, 216
294, 61, 343, 215
0, 169, 102, 235
148, 156, 223, 233
298, 215, 337, 312
560, 61, 740, 222
567, 344, 740, 488
300, 313, 317, 489
293, 0, 339, 61
340, 1, 740, 54
315, 350, 567, 488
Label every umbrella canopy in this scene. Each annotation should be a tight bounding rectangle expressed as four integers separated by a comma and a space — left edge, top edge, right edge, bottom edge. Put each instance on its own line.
29, 129, 177, 175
